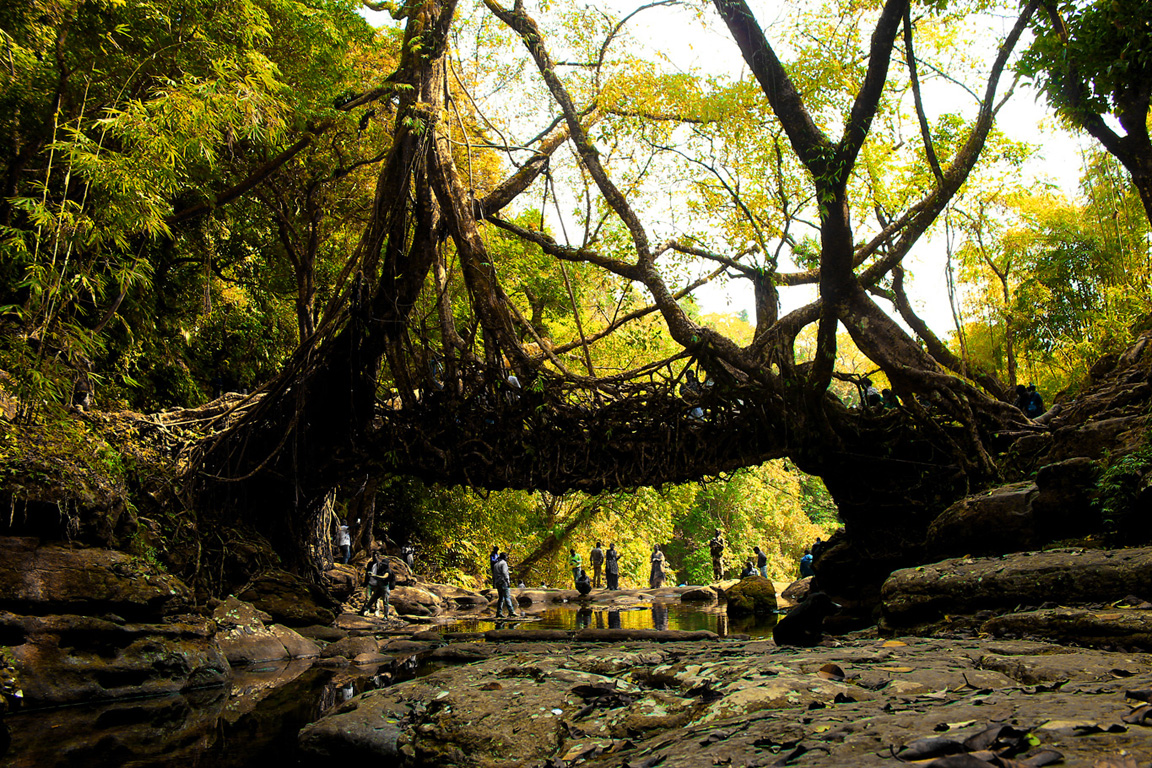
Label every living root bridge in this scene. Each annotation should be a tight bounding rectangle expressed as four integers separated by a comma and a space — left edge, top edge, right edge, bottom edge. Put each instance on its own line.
362, 377, 791, 493
355, 370, 970, 498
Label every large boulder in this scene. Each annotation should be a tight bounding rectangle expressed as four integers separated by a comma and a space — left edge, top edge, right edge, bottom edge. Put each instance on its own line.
882, 547, 1152, 631
925, 482, 1038, 559
390, 585, 443, 617
0, 537, 192, 619
211, 596, 320, 665
237, 569, 338, 627
724, 576, 777, 616
1, 611, 228, 706
680, 586, 719, 602
0, 538, 225, 707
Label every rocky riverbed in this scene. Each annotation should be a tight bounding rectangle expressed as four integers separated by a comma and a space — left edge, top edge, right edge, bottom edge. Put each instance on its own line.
299, 630, 1152, 767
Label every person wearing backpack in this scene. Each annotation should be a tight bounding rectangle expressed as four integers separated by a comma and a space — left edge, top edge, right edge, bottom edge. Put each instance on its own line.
362, 552, 395, 617
492, 552, 521, 618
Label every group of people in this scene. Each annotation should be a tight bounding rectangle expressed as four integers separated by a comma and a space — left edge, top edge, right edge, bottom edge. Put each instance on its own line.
738, 545, 770, 578
1014, 384, 1045, 419
569, 542, 623, 591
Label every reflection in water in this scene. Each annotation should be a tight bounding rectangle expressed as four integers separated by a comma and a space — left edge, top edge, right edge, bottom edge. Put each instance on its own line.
0, 603, 775, 767
442, 601, 776, 637
0, 654, 434, 768
651, 602, 669, 631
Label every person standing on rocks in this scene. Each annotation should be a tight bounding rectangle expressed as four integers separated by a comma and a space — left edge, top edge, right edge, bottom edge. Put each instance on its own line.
754, 545, 768, 578
492, 552, 520, 618
709, 528, 726, 580
800, 549, 815, 578
362, 552, 395, 617
605, 543, 621, 590
590, 542, 605, 588
489, 545, 500, 587
336, 523, 352, 564
649, 544, 666, 589
569, 548, 583, 587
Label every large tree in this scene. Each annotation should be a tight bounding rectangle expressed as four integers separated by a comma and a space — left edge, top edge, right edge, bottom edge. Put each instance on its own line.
173, 0, 1045, 616
1020, 0, 1152, 223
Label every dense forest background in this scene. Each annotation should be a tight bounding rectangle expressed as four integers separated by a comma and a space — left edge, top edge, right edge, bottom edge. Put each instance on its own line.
1, 0, 1149, 590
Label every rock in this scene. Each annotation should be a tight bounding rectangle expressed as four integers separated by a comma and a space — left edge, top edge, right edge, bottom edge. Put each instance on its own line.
925, 482, 1038, 559
725, 576, 777, 616
269, 624, 320, 658
515, 589, 548, 605
300, 635, 1152, 767
772, 592, 836, 647
212, 595, 272, 629
780, 576, 813, 605
485, 629, 571, 642
428, 644, 492, 661
1031, 457, 1102, 540
882, 547, 1152, 630
321, 635, 379, 659
237, 569, 338, 627
983, 607, 1152, 650
382, 639, 436, 653
352, 652, 391, 665
680, 586, 719, 602
299, 700, 407, 759
211, 595, 309, 666
574, 629, 717, 643
411, 629, 444, 642
0, 538, 192, 619
0, 611, 228, 706
216, 624, 290, 665
295, 624, 346, 643
322, 564, 361, 600
390, 585, 442, 617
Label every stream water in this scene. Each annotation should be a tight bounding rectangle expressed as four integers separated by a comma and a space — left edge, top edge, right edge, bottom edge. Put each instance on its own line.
0, 602, 776, 767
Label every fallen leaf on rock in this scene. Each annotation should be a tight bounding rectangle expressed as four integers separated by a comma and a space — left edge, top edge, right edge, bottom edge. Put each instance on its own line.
1120, 704, 1152, 725
770, 745, 807, 766
896, 736, 966, 760
1109, 668, 1135, 678
882, 640, 908, 647
625, 756, 666, 768
698, 730, 734, 747
880, 666, 914, 673
1004, 748, 1063, 767
962, 724, 1029, 753
817, 663, 845, 681
478, 682, 502, 691
1124, 688, 1152, 703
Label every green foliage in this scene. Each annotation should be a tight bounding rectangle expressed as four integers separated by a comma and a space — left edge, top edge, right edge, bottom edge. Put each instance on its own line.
0, 0, 381, 412
1097, 438, 1152, 537
1019, 0, 1152, 126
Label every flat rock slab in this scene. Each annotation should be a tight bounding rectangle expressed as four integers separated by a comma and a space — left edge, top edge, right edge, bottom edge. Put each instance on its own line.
985, 607, 1152, 650
299, 635, 1152, 767
882, 547, 1152, 630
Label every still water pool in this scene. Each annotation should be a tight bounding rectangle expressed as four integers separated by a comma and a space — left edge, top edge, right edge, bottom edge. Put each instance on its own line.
0, 603, 776, 767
